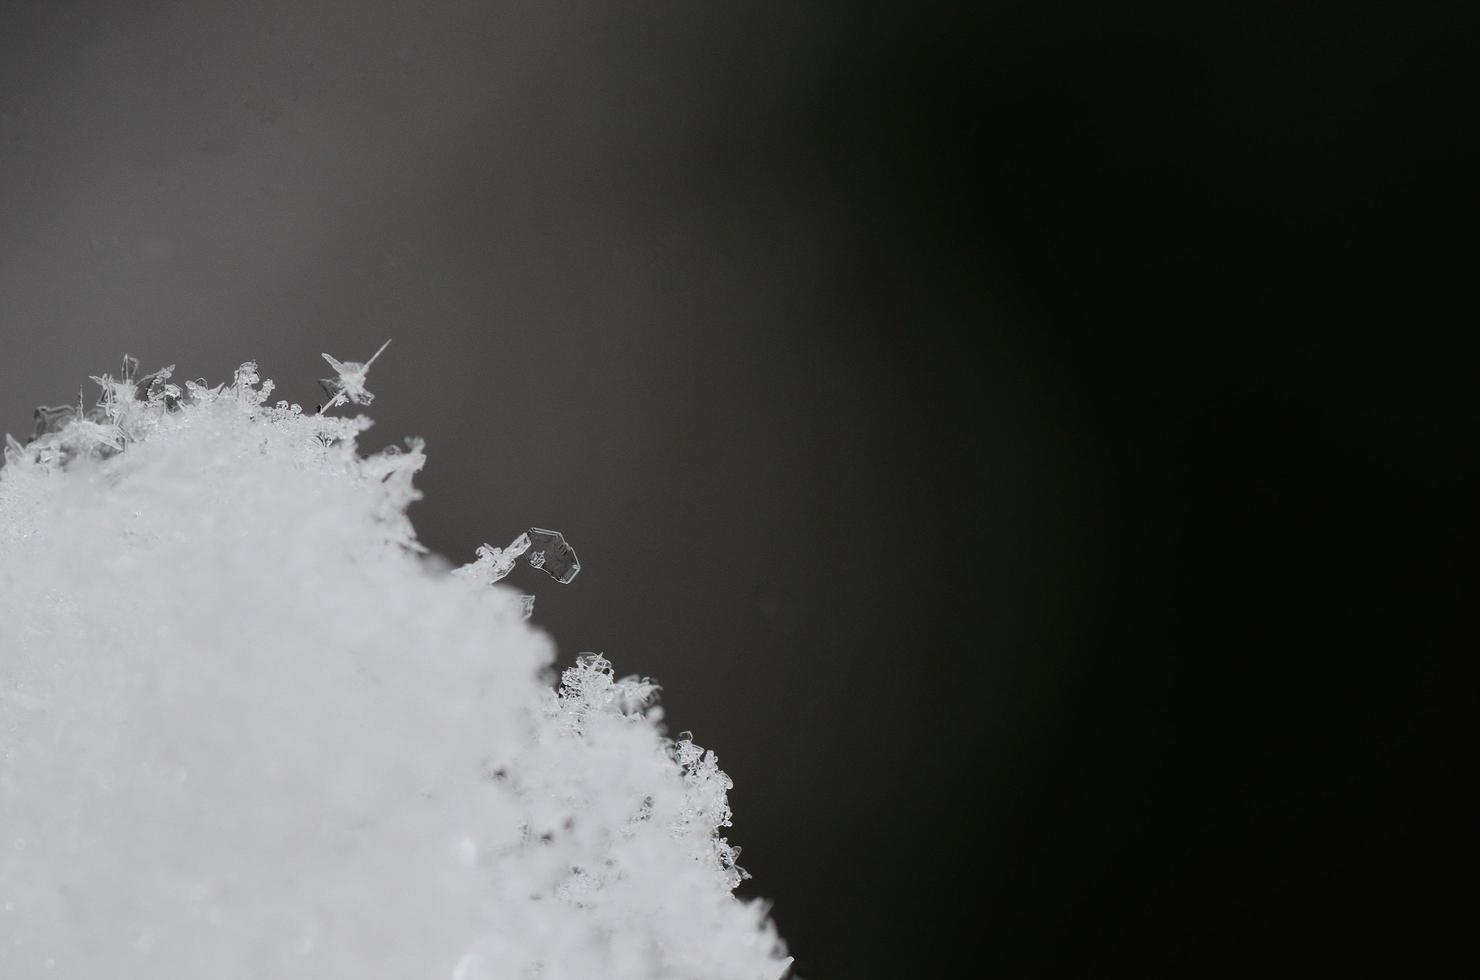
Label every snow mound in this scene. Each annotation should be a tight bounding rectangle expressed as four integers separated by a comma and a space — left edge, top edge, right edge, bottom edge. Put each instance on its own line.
0, 355, 789, 980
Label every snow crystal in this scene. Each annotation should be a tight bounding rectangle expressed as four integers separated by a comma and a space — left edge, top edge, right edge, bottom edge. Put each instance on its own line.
0, 355, 789, 980
454, 527, 582, 587
319, 338, 392, 410
524, 528, 581, 584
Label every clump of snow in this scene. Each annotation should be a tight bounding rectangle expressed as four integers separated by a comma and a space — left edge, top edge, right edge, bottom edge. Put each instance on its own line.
0, 356, 789, 980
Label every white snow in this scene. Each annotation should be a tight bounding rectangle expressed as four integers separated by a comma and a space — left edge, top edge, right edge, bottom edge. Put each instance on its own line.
0, 357, 789, 979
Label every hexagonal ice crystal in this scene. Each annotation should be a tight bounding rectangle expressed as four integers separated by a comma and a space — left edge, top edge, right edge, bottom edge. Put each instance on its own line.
525, 527, 581, 584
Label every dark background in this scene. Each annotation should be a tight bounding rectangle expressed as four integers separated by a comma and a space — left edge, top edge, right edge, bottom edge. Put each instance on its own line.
0, 2, 1471, 976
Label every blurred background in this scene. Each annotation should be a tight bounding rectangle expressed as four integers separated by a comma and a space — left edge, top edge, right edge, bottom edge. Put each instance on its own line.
0, 2, 1470, 976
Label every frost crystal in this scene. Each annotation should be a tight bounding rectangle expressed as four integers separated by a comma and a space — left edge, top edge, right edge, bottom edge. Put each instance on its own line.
524, 527, 581, 584
454, 527, 582, 587
0, 356, 789, 980
319, 338, 392, 410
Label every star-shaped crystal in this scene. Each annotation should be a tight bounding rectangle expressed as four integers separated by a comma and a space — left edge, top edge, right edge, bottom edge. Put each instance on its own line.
319, 339, 391, 410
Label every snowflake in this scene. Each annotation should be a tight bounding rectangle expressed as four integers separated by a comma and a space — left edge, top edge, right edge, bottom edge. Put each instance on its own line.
319, 338, 392, 410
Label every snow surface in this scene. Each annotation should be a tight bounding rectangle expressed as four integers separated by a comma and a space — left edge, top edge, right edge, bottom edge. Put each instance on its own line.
0, 357, 789, 979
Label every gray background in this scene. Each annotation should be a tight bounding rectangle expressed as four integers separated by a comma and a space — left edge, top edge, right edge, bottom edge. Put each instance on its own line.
2, 4, 1006, 975
1, 1, 1468, 976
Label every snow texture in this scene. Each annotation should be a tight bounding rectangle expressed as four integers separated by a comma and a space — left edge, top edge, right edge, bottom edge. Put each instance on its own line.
0, 356, 789, 979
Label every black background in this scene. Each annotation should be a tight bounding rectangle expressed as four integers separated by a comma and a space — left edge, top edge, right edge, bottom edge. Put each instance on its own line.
0, 2, 1472, 976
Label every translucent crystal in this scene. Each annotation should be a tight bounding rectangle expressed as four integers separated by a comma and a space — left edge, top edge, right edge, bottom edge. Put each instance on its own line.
233, 360, 260, 388
525, 527, 581, 583
454, 528, 580, 588
184, 378, 223, 403
134, 363, 177, 402
31, 404, 75, 439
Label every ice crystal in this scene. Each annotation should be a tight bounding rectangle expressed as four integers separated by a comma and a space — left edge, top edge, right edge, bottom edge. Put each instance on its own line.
0, 355, 789, 980
319, 338, 392, 410
454, 528, 582, 587
524, 528, 581, 584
